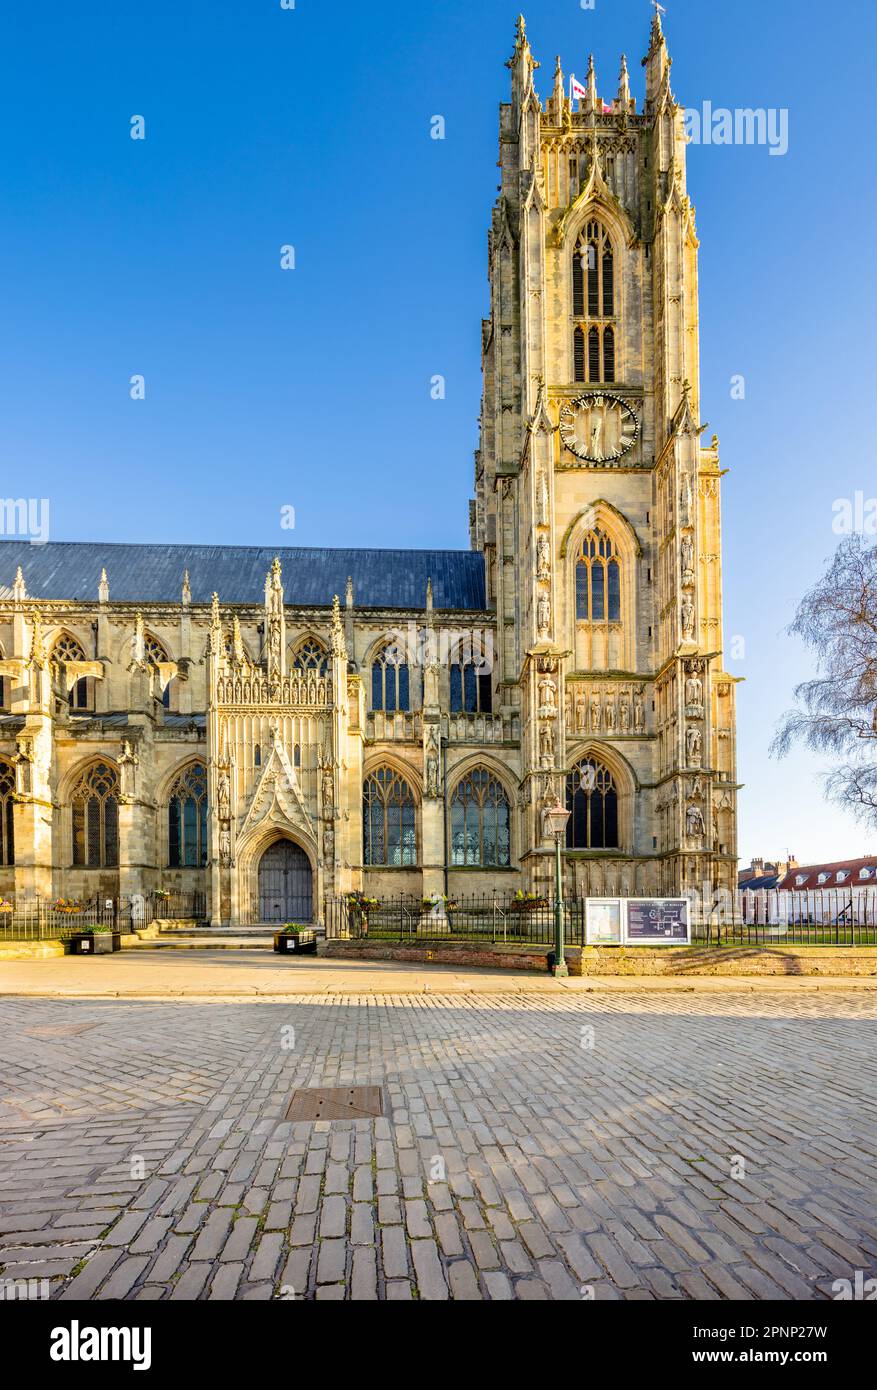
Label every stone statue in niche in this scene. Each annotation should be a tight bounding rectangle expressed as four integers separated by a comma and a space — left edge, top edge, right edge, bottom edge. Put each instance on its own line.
619, 694, 631, 733
538, 676, 557, 717
605, 698, 616, 733
685, 667, 704, 709
322, 765, 335, 815
537, 592, 551, 635
681, 474, 693, 528
686, 724, 702, 764
564, 689, 572, 730
681, 534, 695, 586
425, 728, 440, 798
575, 690, 587, 732
686, 804, 705, 837
323, 825, 334, 860
634, 689, 645, 733
217, 770, 230, 820
536, 535, 551, 581
681, 597, 695, 639
220, 827, 232, 866
539, 720, 555, 764
590, 696, 601, 732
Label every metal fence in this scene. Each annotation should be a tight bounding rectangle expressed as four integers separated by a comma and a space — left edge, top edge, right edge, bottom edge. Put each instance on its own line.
0, 891, 207, 942
325, 895, 583, 947
325, 890, 877, 949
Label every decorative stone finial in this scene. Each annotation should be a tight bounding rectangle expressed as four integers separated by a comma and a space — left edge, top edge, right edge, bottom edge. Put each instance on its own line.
181, 570, 191, 606
13, 566, 26, 602
98, 568, 109, 603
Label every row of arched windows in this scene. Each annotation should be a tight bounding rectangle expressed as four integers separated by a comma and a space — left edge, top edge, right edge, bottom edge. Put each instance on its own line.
371, 646, 492, 715
0, 750, 622, 875
363, 765, 511, 867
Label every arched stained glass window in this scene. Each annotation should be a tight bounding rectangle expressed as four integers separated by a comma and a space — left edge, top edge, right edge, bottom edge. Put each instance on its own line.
363, 767, 417, 866
450, 769, 510, 867
575, 530, 622, 623
71, 762, 119, 868
291, 639, 329, 675
566, 758, 619, 850
371, 641, 410, 713
0, 759, 14, 866
168, 763, 208, 869
572, 221, 616, 384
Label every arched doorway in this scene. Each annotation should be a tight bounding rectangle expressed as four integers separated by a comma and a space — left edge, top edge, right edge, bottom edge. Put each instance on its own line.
257, 839, 313, 923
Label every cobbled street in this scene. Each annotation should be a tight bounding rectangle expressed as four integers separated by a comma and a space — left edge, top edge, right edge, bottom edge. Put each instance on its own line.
1, 990, 876, 1301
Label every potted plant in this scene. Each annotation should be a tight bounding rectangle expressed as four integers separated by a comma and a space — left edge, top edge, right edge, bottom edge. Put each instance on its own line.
509, 891, 549, 912
345, 892, 377, 936
67, 923, 121, 955
273, 923, 318, 955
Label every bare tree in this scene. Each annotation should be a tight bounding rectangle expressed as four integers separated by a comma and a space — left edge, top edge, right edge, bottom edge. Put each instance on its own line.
772, 536, 877, 824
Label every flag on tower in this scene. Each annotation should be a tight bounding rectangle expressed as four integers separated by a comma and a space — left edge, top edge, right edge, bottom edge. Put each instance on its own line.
569, 75, 587, 104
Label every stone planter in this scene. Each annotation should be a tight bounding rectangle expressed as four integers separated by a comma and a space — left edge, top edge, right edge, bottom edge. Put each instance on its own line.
69, 932, 121, 955
273, 930, 317, 955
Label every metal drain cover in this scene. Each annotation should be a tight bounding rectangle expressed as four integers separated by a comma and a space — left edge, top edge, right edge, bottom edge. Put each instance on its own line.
285, 1086, 384, 1121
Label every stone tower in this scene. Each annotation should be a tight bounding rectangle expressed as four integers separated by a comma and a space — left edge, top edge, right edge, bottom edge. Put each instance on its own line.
472, 14, 739, 900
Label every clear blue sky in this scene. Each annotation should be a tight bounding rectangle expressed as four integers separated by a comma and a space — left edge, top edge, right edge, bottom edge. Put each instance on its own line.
2, 0, 875, 866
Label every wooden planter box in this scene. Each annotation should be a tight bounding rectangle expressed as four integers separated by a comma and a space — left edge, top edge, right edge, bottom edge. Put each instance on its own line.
69, 932, 121, 955
273, 930, 317, 955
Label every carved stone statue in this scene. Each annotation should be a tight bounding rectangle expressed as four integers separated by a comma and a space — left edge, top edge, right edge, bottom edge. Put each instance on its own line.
537, 592, 551, 635
686, 724, 702, 764
634, 689, 645, 733
322, 766, 335, 815
681, 534, 695, 585
217, 770, 231, 820
564, 690, 572, 730
536, 534, 551, 581
619, 695, 631, 732
590, 696, 601, 732
576, 690, 587, 732
605, 698, 616, 733
539, 720, 555, 764
538, 677, 557, 716
686, 804, 705, 837
681, 597, 695, 639
425, 727, 440, 798
685, 671, 703, 707
219, 827, 231, 866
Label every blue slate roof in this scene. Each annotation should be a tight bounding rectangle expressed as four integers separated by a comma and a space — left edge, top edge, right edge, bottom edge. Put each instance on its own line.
0, 542, 487, 611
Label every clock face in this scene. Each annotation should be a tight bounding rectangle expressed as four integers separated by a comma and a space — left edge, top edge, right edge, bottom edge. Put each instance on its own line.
558, 393, 639, 464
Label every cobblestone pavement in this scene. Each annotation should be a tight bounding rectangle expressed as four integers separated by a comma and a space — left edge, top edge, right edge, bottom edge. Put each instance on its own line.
1, 992, 876, 1300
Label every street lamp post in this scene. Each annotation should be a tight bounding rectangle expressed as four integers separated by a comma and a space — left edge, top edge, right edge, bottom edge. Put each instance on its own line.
543, 797, 571, 978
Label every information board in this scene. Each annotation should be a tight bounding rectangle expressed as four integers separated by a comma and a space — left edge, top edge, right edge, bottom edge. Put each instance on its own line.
585, 898, 624, 946
624, 898, 690, 945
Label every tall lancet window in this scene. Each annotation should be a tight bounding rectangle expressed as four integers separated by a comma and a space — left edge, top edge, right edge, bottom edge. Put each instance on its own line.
572, 221, 616, 384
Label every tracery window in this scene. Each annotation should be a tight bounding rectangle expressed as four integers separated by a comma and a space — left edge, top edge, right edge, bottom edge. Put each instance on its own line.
575, 530, 622, 623
363, 767, 417, 866
291, 639, 329, 675
450, 655, 492, 714
145, 633, 172, 708
71, 761, 119, 868
0, 759, 14, 866
450, 769, 510, 867
52, 633, 92, 711
371, 641, 410, 713
566, 758, 619, 850
168, 763, 208, 869
572, 221, 616, 384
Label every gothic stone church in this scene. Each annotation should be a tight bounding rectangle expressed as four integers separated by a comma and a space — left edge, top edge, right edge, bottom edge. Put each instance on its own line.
0, 16, 738, 925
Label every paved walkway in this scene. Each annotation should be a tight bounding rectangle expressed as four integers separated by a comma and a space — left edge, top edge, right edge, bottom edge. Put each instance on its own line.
2, 948, 876, 997
1, 990, 876, 1300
